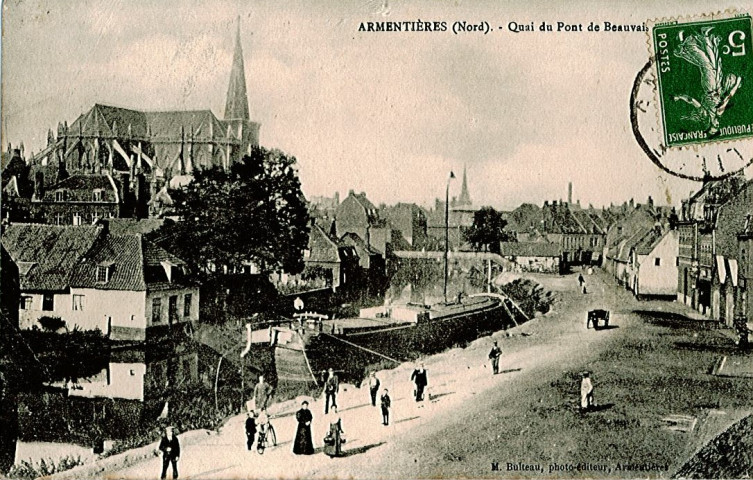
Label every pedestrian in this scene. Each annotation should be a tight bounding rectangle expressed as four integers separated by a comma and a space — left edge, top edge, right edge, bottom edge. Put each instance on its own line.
158, 426, 180, 480
410, 363, 428, 402
488, 341, 502, 375
580, 372, 595, 412
253, 374, 273, 412
368, 372, 381, 407
293, 401, 315, 455
323, 368, 339, 414
578, 273, 585, 287
323, 406, 346, 458
245, 411, 257, 451
380, 388, 391, 425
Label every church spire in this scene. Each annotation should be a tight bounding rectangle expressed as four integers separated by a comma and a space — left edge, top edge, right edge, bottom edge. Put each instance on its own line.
457, 164, 472, 207
224, 16, 250, 121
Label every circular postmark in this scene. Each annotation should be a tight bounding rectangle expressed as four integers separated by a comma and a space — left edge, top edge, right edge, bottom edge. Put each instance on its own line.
631, 58, 753, 181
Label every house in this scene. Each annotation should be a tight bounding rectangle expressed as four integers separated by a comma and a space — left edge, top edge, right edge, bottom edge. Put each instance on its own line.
302, 224, 356, 290
382, 203, 428, 250
30, 173, 122, 225
627, 227, 679, 298
498, 241, 561, 273
676, 176, 751, 324
335, 190, 391, 255
1, 224, 198, 341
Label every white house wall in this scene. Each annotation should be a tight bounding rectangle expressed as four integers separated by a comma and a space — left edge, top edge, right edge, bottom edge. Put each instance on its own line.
146, 287, 200, 327
637, 231, 679, 296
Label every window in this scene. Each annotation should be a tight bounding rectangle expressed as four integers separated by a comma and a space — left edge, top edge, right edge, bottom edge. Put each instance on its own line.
152, 298, 162, 323
92, 190, 103, 202
654, 258, 661, 266
184, 293, 192, 317
20, 296, 32, 310
96, 265, 110, 283
72, 294, 84, 311
168, 296, 178, 324
42, 293, 54, 311
55, 213, 65, 225
72, 213, 83, 226
55, 190, 66, 202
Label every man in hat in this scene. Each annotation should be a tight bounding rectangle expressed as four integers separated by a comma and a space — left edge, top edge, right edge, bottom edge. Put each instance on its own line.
159, 426, 180, 479
380, 388, 391, 426
323, 368, 339, 414
368, 372, 381, 407
411, 363, 428, 402
488, 341, 502, 375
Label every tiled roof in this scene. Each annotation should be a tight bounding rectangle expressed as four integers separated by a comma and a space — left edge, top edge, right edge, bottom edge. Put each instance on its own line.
1, 224, 103, 291
633, 228, 666, 256
505, 204, 543, 233
340, 232, 380, 256
499, 241, 561, 257
102, 218, 165, 236
307, 225, 340, 264
70, 233, 189, 291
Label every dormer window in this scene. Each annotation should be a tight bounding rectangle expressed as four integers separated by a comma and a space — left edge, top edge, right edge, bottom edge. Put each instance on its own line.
96, 262, 113, 283
55, 190, 68, 202
92, 189, 103, 202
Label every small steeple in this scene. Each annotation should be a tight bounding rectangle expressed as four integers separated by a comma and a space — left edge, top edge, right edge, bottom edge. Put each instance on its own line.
224, 16, 250, 122
457, 164, 472, 207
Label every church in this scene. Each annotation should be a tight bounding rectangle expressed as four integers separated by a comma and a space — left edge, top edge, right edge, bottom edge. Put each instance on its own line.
26, 19, 259, 221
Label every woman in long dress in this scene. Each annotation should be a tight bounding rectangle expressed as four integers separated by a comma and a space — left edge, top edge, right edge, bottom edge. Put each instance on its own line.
293, 401, 315, 455
580, 372, 594, 411
323, 406, 345, 458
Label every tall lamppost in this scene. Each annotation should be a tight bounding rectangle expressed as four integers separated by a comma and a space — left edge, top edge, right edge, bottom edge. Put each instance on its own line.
444, 171, 456, 304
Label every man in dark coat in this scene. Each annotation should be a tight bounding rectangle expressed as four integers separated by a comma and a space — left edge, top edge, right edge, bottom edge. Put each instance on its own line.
159, 426, 180, 479
380, 389, 391, 425
410, 363, 428, 402
245, 412, 257, 451
293, 401, 315, 455
253, 375, 273, 412
488, 341, 502, 375
323, 368, 339, 414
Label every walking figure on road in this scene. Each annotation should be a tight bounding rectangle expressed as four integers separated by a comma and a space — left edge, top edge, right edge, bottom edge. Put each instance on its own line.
245, 411, 257, 451
368, 372, 381, 406
323, 368, 339, 414
323, 406, 346, 458
293, 401, 315, 455
580, 372, 595, 412
411, 363, 428, 402
488, 341, 502, 375
380, 389, 391, 425
158, 426, 180, 479
253, 375, 273, 412
578, 273, 585, 287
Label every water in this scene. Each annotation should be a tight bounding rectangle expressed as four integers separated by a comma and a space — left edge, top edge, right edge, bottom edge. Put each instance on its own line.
4, 339, 244, 472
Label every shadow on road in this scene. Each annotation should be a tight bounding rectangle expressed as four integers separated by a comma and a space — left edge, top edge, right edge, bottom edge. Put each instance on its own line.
395, 416, 420, 424
341, 442, 386, 457
582, 403, 615, 413
429, 391, 455, 401
497, 368, 522, 374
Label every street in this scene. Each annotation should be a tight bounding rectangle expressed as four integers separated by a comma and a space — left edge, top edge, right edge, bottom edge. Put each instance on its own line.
97, 271, 752, 479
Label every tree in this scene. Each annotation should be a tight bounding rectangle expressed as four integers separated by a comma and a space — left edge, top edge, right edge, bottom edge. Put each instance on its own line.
154, 147, 310, 276
464, 206, 515, 253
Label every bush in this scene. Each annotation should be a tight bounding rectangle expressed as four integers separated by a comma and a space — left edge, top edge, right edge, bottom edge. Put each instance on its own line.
7, 456, 83, 480
38, 316, 65, 332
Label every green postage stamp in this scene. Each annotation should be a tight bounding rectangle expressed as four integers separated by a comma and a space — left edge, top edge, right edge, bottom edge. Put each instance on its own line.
651, 13, 753, 148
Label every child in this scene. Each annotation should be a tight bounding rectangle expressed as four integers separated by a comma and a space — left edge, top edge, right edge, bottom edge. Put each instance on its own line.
380, 389, 391, 425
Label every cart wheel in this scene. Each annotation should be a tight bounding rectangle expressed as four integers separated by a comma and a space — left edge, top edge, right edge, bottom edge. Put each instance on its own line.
268, 425, 277, 446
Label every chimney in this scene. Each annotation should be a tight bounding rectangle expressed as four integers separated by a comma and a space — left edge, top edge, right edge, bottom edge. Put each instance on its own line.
568, 182, 573, 204
648, 196, 654, 208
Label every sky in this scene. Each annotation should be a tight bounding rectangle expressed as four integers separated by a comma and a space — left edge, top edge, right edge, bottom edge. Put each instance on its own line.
2, 0, 752, 210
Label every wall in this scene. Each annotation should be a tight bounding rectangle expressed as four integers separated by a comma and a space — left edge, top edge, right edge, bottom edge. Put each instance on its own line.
636, 231, 679, 296
67, 288, 146, 333
146, 287, 200, 327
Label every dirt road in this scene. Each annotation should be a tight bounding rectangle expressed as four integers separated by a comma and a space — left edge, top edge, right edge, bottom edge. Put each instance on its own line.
99, 271, 751, 479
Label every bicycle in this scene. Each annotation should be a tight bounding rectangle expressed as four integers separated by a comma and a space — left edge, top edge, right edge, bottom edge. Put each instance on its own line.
256, 420, 277, 454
